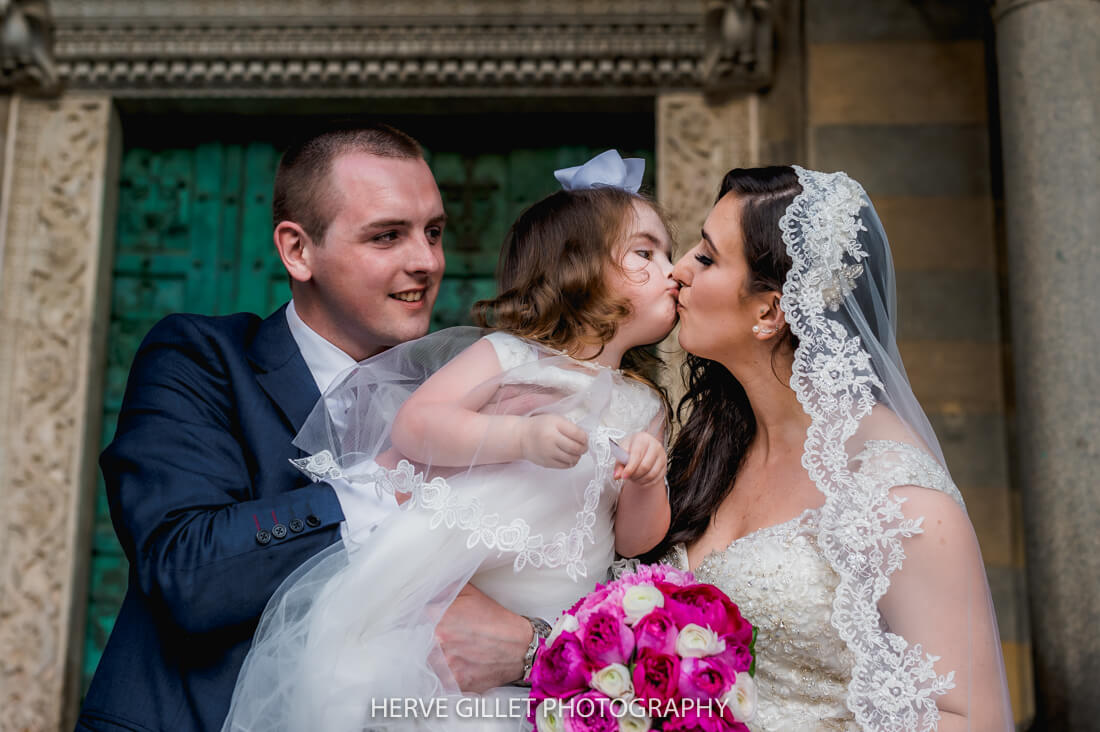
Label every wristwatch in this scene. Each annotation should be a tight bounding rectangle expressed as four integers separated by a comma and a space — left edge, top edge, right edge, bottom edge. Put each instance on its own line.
518, 615, 552, 685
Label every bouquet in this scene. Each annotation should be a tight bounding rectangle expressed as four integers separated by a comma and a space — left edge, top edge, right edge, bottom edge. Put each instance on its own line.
527, 562, 757, 732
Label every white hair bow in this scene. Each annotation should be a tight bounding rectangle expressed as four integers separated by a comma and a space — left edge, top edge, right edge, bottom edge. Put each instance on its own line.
553, 149, 645, 193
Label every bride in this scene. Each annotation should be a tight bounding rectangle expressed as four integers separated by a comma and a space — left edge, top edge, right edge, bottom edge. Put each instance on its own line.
652, 165, 1014, 731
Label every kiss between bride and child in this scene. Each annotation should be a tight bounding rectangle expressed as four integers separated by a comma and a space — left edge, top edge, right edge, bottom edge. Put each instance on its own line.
80, 125, 1012, 732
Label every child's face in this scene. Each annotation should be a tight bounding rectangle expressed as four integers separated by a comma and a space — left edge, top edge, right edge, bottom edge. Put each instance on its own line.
607, 200, 679, 346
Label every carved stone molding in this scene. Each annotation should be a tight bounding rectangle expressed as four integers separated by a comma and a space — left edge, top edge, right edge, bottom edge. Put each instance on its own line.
657, 91, 758, 252
702, 0, 774, 96
0, 0, 60, 94
46, 0, 777, 96
0, 93, 115, 732
53, 0, 696, 17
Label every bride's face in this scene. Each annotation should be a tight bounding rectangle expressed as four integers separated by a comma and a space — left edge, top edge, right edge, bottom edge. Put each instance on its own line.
672, 193, 763, 363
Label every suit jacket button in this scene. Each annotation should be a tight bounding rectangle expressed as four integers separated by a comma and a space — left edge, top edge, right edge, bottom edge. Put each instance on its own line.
305, 514, 321, 528
289, 518, 304, 533
271, 523, 288, 539
255, 529, 272, 545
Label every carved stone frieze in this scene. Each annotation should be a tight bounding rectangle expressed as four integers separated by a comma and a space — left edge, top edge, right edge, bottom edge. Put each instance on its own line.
46, 0, 777, 96
0, 93, 114, 732
52, 0, 699, 19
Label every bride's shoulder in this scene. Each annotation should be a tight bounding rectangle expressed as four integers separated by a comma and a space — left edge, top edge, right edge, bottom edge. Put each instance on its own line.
850, 405, 966, 510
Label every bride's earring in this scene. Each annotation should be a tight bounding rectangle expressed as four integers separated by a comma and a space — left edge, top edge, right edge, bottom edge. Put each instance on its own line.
753, 325, 777, 335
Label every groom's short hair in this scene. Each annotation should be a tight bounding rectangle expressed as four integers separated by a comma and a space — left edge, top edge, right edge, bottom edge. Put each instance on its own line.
273, 123, 424, 244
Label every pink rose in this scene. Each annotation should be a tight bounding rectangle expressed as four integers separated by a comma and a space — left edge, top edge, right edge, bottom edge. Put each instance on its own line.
678, 656, 735, 700
569, 583, 610, 615
632, 650, 681, 703
562, 691, 618, 732
655, 579, 686, 598
714, 641, 754, 674
633, 607, 679, 656
530, 634, 591, 699
617, 562, 694, 588
580, 608, 634, 666
666, 584, 753, 646
575, 585, 627, 627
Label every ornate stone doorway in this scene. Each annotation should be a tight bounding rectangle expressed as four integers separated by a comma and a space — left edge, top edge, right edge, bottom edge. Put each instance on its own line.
0, 2, 778, 727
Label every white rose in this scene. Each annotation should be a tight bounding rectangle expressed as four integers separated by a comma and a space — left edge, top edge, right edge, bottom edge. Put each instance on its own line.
535, 699, 566, 732
621, 584, 664, 623
721, 671, 757, 723
590, 663, 634, 698
675, 623, 727, 658
547, 613, 579, 646
618, 710, 652, 732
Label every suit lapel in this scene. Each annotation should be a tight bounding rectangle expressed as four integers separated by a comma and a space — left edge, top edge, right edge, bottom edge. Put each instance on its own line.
248, 304, 321, 433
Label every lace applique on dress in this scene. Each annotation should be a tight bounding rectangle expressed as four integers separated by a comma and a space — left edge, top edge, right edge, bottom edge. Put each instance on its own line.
294, 331, 662, 583
290, 450, 348, 482
853, 440, 965, 511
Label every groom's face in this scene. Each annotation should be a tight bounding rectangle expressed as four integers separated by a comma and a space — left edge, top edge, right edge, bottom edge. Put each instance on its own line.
302, 152, 447, 360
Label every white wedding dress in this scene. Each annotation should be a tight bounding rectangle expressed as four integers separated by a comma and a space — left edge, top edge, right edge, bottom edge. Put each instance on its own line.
223, 331, 663, 732
662, 440, 965, 732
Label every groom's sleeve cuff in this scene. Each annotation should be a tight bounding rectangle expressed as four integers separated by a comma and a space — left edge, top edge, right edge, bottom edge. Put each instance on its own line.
326, 471, 397, 541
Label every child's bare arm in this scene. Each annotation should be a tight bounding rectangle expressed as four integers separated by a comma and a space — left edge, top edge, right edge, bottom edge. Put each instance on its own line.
391, 339, 587, 468
612, 425, 671, 557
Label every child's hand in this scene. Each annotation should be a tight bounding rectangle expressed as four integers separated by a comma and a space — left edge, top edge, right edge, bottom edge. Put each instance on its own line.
613, 431, 667, 492
521, 415, 589, 468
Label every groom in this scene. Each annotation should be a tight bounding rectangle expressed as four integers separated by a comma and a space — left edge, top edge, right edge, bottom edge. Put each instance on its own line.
78, 124, 536, 732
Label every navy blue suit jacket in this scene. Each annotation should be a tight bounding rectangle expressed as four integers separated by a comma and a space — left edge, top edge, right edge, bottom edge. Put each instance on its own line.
78, 305, 345, 732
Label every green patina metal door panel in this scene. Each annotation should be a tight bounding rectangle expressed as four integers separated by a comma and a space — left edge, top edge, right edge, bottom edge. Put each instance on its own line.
84, 141, 288, 688
85, 139, 653, 690
236, 143, 285, 316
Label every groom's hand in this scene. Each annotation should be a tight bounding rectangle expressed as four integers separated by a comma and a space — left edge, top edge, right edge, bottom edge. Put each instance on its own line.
435, 583, 531, 692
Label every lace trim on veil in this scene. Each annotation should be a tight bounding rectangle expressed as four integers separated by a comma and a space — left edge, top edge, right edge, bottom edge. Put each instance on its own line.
293, 430, 623, 582
780, 167, 956, 731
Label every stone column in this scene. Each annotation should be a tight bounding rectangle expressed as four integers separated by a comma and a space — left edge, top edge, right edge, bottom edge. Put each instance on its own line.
992, 1, 1100, 729
0, 93, 119, 732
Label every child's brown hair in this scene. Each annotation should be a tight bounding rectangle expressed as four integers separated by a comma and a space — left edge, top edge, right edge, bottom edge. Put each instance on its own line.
473, 186, 672, 426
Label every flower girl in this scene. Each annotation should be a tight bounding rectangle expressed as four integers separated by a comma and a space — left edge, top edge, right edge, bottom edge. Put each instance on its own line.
223, 151, 682, 731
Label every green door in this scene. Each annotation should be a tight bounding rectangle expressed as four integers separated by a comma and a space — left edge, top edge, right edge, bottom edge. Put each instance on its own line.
84, 140, 653, 689
86, 141, 287, 689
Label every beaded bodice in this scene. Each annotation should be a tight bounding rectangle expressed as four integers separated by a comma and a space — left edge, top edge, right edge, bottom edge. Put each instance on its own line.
661, 440, 964, 731
665, 510, 857, 731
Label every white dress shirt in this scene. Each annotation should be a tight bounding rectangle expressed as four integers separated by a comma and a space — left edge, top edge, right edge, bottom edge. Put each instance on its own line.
285, 300, 397, 539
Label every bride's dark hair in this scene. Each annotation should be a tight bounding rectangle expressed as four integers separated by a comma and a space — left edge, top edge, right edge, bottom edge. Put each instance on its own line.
646, 166, 802, 561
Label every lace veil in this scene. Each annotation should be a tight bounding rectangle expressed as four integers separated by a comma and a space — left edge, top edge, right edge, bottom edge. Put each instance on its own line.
781, 166, 1013, 730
